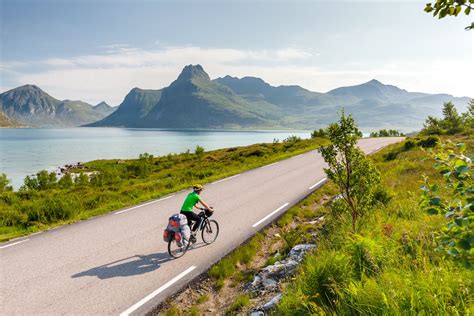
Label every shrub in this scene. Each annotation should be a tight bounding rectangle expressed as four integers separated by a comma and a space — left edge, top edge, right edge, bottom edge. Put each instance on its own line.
417, 136, 439, 148
0, 173, 13, 193
195, 145, 205, 157
403, 139, 416, 150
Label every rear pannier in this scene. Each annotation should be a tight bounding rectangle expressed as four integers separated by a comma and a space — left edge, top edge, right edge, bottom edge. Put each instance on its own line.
163, 214, 191, 244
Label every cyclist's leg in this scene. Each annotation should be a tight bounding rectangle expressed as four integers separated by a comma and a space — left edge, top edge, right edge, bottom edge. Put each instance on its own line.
180, 211, 201, 231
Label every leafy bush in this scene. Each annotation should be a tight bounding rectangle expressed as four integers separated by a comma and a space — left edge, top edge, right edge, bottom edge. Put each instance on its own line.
417, 135, 439, 148
403, 139, 416, 150
0, 173, 13, 193
195, 145, 205, 157
421, 142, 473, 268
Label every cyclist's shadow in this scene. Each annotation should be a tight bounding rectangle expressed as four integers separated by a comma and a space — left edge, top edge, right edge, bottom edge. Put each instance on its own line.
71, 252, 172, 280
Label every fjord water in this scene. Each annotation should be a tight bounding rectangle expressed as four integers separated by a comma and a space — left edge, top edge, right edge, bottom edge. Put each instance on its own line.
0, 128, 310, 189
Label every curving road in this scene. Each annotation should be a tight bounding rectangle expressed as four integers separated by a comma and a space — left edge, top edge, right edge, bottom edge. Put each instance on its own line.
0, 137, 403, 315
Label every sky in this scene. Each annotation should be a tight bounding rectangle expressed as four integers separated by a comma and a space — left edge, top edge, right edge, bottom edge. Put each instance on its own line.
0, 0, 472, 105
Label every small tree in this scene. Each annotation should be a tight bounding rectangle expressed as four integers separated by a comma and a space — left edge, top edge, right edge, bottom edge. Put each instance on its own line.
441, 102, 463, 134
0, 173, 13, 193
421, 142, 473, 268
319, 112, 381, 232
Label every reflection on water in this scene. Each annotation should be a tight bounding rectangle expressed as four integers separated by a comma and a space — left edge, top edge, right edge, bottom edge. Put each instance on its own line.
0, 127, 310, 189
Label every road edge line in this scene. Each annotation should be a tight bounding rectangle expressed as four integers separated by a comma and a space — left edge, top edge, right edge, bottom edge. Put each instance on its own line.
0, 239, 29, 249
252, 203, 289, 228
120, 265, 196, 316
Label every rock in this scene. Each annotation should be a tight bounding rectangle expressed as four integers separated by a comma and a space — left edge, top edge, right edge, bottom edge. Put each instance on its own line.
262, 277, 278, 291
288, 244, 316, 262
263, 293, 282, 310
247, 244, 316, 293
249, 311, 264, 316
306, 216, 325, 225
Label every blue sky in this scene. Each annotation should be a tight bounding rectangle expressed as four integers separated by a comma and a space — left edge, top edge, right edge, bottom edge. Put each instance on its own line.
0, 0, 472, 104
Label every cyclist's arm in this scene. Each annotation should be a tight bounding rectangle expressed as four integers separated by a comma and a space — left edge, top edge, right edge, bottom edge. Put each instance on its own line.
196, 199, 210, 210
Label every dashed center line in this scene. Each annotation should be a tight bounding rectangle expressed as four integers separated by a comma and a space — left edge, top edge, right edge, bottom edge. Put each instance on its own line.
211, 174, 241, 184
0, 239, 29, 249
252, 203, 289, 228
120, 266, 196, 316
114, 195, 175, 215
308, 178, 327, 190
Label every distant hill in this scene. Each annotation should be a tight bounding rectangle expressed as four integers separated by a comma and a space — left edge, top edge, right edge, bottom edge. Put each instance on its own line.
0, 85, 116, 127
214, 75, 470, 130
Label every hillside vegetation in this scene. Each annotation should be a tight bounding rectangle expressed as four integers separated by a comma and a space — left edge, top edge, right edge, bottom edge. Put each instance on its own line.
277, 107, 473, 314
159, 105, 473, 315
0, 136, 328, 241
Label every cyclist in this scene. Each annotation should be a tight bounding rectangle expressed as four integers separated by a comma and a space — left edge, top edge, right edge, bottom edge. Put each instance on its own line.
180, 184, 212, 243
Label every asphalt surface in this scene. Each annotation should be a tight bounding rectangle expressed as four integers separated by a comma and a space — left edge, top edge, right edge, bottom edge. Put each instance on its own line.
0, 137, 404, 315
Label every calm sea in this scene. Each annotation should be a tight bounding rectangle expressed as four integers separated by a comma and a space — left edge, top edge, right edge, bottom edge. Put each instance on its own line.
0, 128, 310, 189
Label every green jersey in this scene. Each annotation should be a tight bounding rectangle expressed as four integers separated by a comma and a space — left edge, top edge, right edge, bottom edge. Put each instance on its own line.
181, 192, 202, 212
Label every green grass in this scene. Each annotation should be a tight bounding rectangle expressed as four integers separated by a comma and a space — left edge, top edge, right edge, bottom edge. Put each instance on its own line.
208, 233, 265, 289
277, 134, 474, 315
0, 137, 329, 241
227, 294, 251, 314
196, 294, 209, 305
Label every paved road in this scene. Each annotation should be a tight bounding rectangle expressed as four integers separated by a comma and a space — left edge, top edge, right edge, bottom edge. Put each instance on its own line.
0, 137, 403, 315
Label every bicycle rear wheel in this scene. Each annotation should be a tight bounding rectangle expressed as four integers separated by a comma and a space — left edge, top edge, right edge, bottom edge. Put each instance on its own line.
202, 219, 219, 244
168, 238, 189, 258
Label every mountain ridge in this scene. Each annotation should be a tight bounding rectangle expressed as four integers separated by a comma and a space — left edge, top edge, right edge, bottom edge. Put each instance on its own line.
0, 85, 116, 127
3, 65, 471, 130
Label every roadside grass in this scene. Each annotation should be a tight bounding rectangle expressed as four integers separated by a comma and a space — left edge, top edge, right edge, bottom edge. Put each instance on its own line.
277, 134, 474, 314
0, 137, 329, 242
158, 133, 472, 315
226, 294, 251, 314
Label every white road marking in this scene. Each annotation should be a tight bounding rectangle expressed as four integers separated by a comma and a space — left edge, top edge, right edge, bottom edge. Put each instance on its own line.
308, 178, 327, 190
0, 239, 29, 249
212, 174, 241, 184
260, 162, 278, 169
120, 266, 197, 316
252, 203, 289, 228
114, 195, 175, 215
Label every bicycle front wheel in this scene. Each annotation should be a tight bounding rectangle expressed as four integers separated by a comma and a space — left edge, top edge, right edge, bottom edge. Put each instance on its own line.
202, 219, 219, 244
168, 239, 189, 258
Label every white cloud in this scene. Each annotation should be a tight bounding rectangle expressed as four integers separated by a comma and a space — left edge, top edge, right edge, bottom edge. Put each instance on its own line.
2, 45, 472, 105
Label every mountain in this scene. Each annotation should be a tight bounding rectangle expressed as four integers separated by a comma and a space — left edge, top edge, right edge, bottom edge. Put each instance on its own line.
142, 65, 277, 128
214, 76, 470, 130
86, 88, 162, 127
90, 65, 279, 128
93, 101, 116, 116
0, 85, 113, 127
6, 66, 469, 131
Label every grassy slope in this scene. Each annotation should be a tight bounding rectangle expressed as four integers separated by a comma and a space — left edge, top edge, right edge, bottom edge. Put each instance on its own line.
278, 133, 474, 314
159, 133, 473, 315
0, 137, 328, 242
